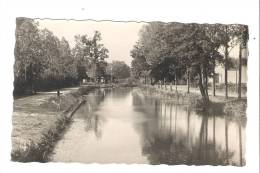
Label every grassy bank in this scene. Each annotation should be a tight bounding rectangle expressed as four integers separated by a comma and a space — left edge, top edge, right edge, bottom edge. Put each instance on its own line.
140, 85, 200, 105
11, 86, 98, 162
140, 85, 247, 120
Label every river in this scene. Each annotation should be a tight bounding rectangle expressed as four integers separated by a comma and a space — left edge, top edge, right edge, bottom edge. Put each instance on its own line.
51, 87, 245, 166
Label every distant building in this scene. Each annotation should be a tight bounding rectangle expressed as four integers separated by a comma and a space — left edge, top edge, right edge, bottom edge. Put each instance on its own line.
212, 44, 248, 85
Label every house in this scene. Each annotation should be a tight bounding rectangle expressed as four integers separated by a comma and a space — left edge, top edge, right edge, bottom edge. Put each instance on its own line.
212, 44, 248, 85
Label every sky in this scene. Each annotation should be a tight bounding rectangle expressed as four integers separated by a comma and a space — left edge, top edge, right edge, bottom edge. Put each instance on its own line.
36, 19, 146, 65
36, 19, 244, 67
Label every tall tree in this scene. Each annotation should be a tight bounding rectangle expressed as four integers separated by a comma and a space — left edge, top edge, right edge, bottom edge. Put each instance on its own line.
14, 18, 44, 94
14, 18, 79, 96
72, 35, 89, 82
58, 37, 78, 85
213, 24, 243, 99
72, 31, 109, 83
130, 43, 150, 80
237, 25, 249, 99
39, 29, 64, 94
133, 22, 223, 103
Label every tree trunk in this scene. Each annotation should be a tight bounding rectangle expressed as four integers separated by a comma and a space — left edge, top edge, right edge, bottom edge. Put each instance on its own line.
224, 30, 229, 99
24, 66, 27, 81
198, 67, 209, 104
187, 69, 190, 93
175, 71, 178, 92
213, 59, 216, 96
205, 69, 209, 99
238, 43, 242, 99
203, 65, 209, 99
29, 64, 36, 95
164, 78, 166, 90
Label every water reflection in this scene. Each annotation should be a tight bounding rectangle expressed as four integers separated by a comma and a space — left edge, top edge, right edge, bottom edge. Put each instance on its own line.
52, 88, 245, 166
74, 89, 107, 139
132, 89, 245, 166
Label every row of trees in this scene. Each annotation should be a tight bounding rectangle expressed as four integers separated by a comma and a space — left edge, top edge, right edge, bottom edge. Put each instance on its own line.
14, 18, 131, 95
14, 18, 78, 95
131, 22, 248, 103
14, 18, 109, 95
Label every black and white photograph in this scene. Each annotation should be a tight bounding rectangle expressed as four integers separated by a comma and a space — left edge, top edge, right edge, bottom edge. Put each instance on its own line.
0, 0, 259, 173
12, 18, 248, 166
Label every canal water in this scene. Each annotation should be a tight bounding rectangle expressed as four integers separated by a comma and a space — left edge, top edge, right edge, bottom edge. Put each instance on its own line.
51, 87, 245, 166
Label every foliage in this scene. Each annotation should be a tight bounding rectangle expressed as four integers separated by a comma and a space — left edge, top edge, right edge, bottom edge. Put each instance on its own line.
14, 18, 110, 95
130, 43, 150, 79
14, 18, 79, 94
72, 31, 109, 82
131, 22, 233, 103
107, 60, 131, 79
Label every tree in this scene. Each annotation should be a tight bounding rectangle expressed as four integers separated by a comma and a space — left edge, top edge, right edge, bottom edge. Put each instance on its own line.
39, 29, 65, 95
72, 35, 89, 82
130, 43, 150, 80
212, 24, 243, 99
136, 22, 185, 85
107, 61, 131, 80
58, 37, 78, 85
133, 22, 224, 104
14, 18, 79, 96
14, 18, 44, 94
237, 25, 249, 99
72, 31, 109, 83
177, 24, 222, 103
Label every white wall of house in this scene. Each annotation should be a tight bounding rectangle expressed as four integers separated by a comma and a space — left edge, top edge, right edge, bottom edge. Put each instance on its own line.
209, 43, 248, 84
214, 66, 247, 84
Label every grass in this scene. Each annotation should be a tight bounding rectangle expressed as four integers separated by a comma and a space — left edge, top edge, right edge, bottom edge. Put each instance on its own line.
141, 85, 199, 105
11, 85, 95, 162
140, 85, 247, 121
11, 116, 72, 162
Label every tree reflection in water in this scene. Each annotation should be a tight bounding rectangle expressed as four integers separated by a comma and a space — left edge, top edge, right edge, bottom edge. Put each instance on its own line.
76, 89, 108, 139
132, 93, 245, 166
82, 88, 136, 140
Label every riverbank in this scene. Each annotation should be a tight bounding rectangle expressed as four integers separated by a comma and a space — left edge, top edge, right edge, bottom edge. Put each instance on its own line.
139, 85, 247, 120
11, 85, 99, 162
